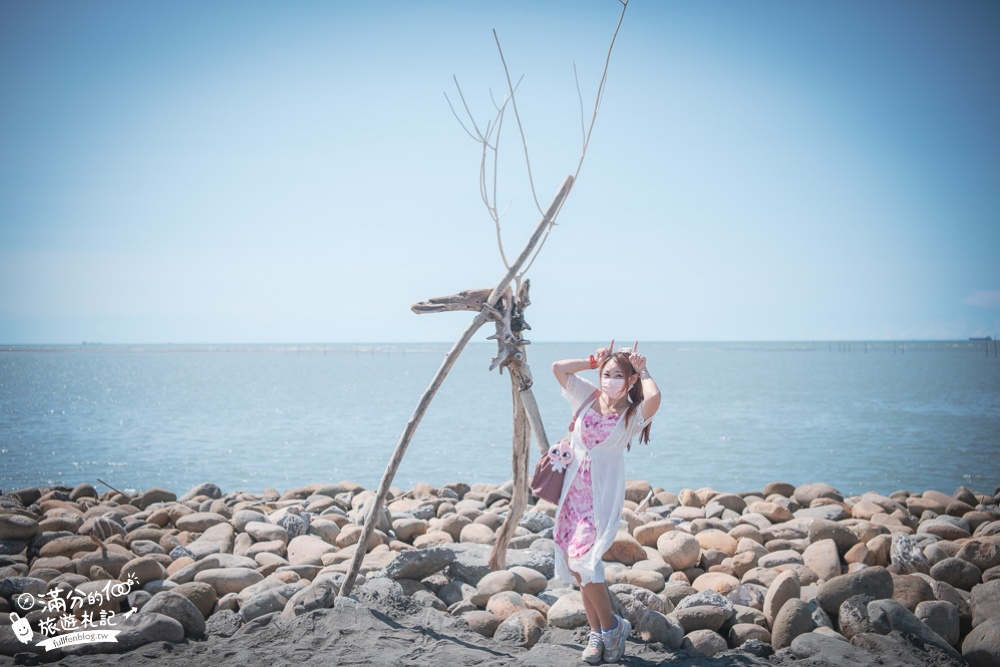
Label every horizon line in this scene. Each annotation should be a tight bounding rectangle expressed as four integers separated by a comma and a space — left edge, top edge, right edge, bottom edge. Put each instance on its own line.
0, 337, 992, 348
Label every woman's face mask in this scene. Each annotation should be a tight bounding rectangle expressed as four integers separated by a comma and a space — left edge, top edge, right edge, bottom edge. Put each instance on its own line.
601, 376, 627, 399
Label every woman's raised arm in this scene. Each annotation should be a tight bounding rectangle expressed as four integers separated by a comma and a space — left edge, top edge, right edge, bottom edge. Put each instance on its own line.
552, 341, 614, 389
628, 348, 661, 420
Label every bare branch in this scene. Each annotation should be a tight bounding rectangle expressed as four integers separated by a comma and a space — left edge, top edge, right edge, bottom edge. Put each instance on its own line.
453, 75, 485, 140
522, 0, 630, 279
574, 0, 629, 181
491, 112, 506, 267
493, 29, 544, 217
574, 63, 586, 147
447, 3, 629, 283
519, 226, 553, 277
444, 91, 482, 144
452, 73, 525, 271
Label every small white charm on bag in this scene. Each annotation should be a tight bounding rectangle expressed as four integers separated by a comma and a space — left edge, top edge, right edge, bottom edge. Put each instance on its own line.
547, 439, 574, 472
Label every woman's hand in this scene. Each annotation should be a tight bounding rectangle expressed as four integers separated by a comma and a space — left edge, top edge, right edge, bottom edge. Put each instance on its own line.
629, 341, 646, 373
594, 339, 614, 366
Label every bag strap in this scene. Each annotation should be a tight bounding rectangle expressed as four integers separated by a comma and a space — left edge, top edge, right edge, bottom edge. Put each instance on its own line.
568, 390, 601, 432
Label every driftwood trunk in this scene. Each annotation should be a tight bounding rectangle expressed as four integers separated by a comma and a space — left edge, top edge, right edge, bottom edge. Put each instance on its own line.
488, 363, 532, 571
337, 175, 573, 599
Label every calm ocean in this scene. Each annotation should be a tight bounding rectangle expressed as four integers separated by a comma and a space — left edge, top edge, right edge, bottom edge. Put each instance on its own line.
1, 342, 997, 498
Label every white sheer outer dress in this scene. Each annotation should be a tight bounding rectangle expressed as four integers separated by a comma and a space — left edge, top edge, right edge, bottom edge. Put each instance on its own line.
552, 373, 647, 585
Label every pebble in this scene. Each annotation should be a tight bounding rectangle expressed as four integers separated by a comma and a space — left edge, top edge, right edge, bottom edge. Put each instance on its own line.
674, 588, 735, 618
959, 538, 1000, 571
472, 570, 519, 607
287, 534, 337, 564
383, 544, 455, 581
793, 483, 843, 506
657, 531, 701, 571
802, 538, 841, 582
692, 572, 740, 595
729, 622, 771, 648
915, 599, 961, 646
462, 610, 501, 638
194, 567, 265, 596
972, 580, 1000, 628
511, 566, 547, 595
962, 615, 1000, 667
622, 568, 665, 593
681, 628, 728, 656
892, 573, 937, 611
605, 531, 647, 564
0, 479, 996, 666
175, 511, 228, 533
838, 594, 876, 640
142, 591, 207, 638
120, 555, 168, 586
636, 609, 684, 647
764, 569, 801, 627
546, 591, 587, 629
286, 579, 340, 619
171, 581, 218, 619
485, 591, 527, 622
670, 604, 728, 633
239, 583, 303, 622
932, 556, 984, 591
696, 529, 738, 556
748, 501, 794, 524
759, 549, 804, 569
816, 565, 894, 615
0, 514, 40, 541
188, 522, 236, 557
868, 598, 965, 662
493, 609, 545, 648
459, 523, 496, 545
771, 598, 814, 649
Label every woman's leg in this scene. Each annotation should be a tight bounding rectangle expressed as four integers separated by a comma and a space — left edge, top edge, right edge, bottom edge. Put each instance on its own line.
581, 581, 616, 629
575, 571, 607, 664
573, 572, 602, 631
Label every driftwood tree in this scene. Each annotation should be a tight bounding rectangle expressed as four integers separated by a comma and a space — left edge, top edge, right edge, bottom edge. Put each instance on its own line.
339, 0, 629, 598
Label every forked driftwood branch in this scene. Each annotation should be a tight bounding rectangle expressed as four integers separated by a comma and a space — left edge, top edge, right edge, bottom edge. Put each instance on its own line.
338, 0, 630, 595
337, 175, 573, 598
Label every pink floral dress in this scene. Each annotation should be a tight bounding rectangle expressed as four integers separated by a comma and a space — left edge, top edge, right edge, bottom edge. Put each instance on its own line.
554, 409, 621, 558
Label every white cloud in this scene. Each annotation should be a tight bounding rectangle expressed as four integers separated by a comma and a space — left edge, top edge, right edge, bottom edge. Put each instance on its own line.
962, 291, 1000, 309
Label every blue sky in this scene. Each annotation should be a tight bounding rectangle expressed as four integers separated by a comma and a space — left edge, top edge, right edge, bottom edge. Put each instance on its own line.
2, 0, 998, 344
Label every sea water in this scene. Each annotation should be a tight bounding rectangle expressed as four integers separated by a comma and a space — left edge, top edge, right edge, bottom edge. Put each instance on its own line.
1, 341, 997, 497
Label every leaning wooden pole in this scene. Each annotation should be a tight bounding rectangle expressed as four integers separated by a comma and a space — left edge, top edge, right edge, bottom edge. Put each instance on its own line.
488, 367, 531, 571
519, 387, 549, 457
338, 175, 573, 598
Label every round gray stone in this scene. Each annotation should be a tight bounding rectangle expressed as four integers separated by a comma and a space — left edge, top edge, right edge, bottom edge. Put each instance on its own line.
142, 591, 206, 639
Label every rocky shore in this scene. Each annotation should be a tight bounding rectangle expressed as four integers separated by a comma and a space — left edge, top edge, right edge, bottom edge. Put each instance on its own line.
1, 479, 999, 666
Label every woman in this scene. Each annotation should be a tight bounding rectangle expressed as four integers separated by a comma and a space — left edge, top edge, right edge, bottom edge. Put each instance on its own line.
551, 340, 661, 664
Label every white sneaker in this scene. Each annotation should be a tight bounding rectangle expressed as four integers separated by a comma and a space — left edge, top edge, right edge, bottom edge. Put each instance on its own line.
582, 630, 603, 664
602, 615, 631, 663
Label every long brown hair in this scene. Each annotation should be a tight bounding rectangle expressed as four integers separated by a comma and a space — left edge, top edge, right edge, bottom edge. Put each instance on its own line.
599, 352, 652, 446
